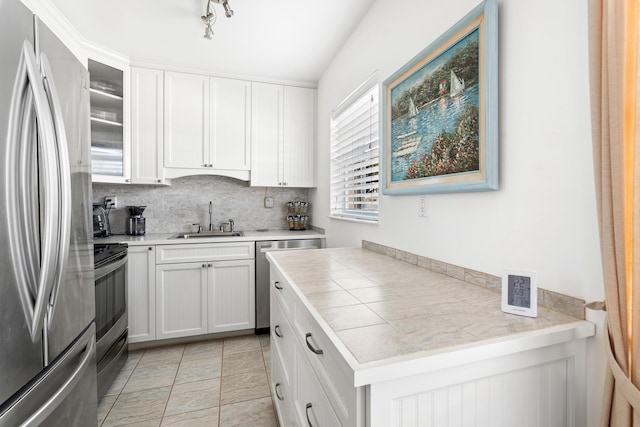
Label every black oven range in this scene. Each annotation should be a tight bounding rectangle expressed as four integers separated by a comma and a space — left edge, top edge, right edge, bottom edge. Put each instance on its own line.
94, 243, 128, 398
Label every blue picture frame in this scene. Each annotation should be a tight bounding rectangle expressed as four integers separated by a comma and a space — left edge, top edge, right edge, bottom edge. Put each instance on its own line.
381, 0, 498, 195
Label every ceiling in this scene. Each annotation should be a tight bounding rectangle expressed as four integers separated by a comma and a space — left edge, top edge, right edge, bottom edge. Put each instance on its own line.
49, 0, 376, 84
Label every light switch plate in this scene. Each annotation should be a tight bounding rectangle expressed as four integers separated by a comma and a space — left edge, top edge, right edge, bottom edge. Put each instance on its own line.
418, 196, 428, 217
264, 197, 274, 208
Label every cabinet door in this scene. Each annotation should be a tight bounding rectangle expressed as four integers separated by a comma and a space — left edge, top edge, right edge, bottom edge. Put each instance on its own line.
208, 260, 255, 333
89, 58, 131, 184
209, 77, 251, 170
156, 262, 208, 339
164, 71, 209, 169
283, 86, 316, 187
250, 82, 283, 186
127, 246, 156, 343
131, 67, 164, 184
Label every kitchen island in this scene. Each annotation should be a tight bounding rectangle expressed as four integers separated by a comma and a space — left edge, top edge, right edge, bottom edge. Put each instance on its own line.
267, 247, 594, 427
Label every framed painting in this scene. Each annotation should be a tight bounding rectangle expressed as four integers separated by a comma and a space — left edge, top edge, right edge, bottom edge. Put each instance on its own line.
381, 0, 498, 195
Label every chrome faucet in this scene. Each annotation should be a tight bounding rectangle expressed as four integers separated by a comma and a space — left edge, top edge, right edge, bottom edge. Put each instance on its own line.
219, 219, 235, 232
208, 201, 213, 231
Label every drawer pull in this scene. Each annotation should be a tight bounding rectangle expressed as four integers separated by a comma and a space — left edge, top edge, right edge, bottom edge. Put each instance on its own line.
274, 282, 283, 290
305, 403, 314, 427
275, 382, 284, 401
305, 333, 323, 355
274, 325, 283, 338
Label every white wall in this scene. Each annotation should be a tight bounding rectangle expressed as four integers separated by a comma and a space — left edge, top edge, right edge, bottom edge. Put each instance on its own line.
312, 0, 603, 304
311, 1, 605, 423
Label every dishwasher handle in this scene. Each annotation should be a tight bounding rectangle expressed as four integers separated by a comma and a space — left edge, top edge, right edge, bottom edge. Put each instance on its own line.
260, 246, 320, 254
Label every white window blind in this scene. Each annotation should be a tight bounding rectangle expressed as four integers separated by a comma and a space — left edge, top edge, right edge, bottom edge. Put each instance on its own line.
330, 77, 379, 222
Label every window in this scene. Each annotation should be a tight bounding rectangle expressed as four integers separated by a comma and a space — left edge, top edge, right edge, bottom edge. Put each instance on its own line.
330, 75, 379, 222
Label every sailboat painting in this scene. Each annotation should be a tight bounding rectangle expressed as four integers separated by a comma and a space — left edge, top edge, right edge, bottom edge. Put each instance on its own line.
382, 0, 498, 195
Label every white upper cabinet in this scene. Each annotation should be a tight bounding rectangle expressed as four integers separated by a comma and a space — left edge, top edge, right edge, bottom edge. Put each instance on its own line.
251, 83, 316, 188
209, 77, 251, 171
131, 67, 165, 184
89, 58, 131, 184
164, 71, 210, 170
164, 71, 251, 180
251, 83, 282, 186
283, 86, 316, 187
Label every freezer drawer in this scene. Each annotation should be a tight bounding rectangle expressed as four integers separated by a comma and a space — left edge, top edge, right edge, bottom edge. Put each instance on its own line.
0, 324, 97, 427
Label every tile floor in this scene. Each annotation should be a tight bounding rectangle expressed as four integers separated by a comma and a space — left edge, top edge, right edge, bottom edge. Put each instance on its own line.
97, 334, 277, 426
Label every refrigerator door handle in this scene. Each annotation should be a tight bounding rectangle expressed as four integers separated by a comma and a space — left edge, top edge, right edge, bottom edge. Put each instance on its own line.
7, 41, 61, 342
39, 54, 72, 324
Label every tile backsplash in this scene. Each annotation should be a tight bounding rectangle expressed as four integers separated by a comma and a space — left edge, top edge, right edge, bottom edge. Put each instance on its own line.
93, 175, 309, 235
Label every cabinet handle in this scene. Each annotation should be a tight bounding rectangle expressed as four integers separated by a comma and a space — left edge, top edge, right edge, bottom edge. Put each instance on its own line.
148, 247, 152, 251
305, 333, 323, 355
274, 325, 283, 338
274, 282, 283, 290
208, 263, 212, 267
202, 264, 206, 268
157, 179, 161, 183
275, 382, 284, 401
305, 403, 314, 427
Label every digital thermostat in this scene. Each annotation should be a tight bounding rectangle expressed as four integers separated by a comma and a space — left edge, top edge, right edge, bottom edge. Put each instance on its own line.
501, 268, 537, 317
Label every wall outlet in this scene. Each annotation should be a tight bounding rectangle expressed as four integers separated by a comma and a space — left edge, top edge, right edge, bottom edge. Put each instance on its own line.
104, 195, 117, 209
264, 197, 274, 208
418, 196, 428, 217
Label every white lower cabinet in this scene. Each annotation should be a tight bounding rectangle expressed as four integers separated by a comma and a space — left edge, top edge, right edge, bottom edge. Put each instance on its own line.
127, 246, 157, 343
207, 260, 255, 333
156, 262, 208, 339
155, 242, 255, 340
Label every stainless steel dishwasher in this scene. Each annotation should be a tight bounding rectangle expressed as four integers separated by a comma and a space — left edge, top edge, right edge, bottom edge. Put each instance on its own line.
255, 238, 325, 333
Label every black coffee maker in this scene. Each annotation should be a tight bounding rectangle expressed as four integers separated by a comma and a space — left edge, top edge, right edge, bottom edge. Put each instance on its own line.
126, 206, 146, 235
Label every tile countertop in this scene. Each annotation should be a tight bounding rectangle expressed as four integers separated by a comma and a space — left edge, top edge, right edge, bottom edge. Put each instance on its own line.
95, 229, 325, 246
267, 247, 595, 386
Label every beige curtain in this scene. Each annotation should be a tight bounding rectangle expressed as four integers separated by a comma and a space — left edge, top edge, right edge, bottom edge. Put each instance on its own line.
589, 0, 640, 425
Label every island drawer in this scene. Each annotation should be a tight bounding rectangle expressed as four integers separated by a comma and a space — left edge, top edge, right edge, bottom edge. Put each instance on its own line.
271, 350, 297, 427
294, 299, 357, 425
270, 293, 295, 387
270, 269, 295, 316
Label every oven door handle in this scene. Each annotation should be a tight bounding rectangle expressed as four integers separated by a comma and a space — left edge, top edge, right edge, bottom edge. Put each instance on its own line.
95, 256, 127, 281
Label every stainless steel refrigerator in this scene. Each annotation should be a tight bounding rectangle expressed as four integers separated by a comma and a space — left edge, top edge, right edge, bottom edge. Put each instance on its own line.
0, 0, 97, 425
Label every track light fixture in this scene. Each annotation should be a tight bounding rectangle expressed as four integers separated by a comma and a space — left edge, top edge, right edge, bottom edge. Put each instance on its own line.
201, 0, 234, 39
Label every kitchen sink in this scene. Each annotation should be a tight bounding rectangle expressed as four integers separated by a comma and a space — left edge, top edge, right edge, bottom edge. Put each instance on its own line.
169, 231, 244, 239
